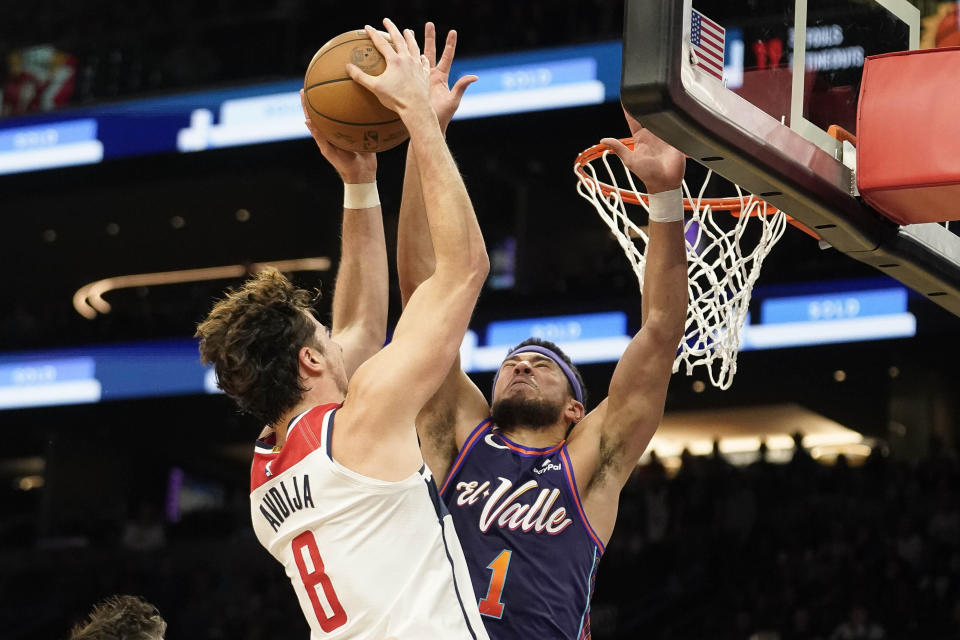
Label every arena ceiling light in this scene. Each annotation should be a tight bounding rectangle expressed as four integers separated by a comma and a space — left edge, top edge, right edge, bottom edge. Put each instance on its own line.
643, 403, 871, 469
73, 257, 331, 320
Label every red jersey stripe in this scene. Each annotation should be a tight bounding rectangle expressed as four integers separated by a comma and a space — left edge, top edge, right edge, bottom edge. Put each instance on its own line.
250, 403, 341, 492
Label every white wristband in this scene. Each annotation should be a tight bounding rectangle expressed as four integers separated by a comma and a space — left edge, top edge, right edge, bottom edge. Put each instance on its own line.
647, 187, 684, 223
343, 182, 380, 210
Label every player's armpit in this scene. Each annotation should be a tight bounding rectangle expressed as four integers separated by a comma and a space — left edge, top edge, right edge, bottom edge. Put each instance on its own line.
565, 325, 678, 541
417, 361, 491, 484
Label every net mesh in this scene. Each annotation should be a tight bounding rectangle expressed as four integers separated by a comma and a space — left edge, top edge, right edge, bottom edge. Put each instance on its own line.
574, 143, 788, 390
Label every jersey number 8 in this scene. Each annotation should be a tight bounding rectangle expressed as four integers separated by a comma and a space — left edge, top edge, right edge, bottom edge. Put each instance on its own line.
292, 531, 348, 631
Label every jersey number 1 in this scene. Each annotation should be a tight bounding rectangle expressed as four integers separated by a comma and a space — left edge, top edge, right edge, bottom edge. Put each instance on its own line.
292, 531, 348, 632
478, 549, 512, 618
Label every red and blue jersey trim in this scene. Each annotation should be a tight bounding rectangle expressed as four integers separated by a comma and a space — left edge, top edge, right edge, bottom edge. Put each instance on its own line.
250, 403, 341, 492
559, 446, 606, 555
576, 547, 601, 639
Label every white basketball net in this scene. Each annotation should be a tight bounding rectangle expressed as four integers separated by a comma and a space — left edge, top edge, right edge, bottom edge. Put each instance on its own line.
574, 143, 789, 390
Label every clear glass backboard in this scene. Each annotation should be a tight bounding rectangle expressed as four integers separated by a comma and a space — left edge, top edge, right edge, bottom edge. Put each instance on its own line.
620, 0, 960, 318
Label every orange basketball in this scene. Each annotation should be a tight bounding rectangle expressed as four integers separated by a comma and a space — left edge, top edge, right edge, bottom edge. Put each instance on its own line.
304, 30, 409, 153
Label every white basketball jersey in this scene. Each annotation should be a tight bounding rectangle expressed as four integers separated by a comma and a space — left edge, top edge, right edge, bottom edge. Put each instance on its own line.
250, 403, 488, 640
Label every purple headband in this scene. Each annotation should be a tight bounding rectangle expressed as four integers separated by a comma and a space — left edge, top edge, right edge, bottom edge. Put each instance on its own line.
491, 345, 583, 404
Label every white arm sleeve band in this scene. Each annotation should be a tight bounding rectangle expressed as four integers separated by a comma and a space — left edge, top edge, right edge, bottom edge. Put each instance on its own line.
647, 187, 684, 223
343, 182, 380, 210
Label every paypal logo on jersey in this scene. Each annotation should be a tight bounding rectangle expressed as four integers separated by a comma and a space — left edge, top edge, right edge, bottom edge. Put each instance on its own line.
533, 458, 562, 475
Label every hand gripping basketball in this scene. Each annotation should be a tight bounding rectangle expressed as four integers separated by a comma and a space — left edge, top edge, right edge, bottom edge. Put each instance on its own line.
299, 89, 377, 184
601, 109, 685, 195
347, 20, 431, 116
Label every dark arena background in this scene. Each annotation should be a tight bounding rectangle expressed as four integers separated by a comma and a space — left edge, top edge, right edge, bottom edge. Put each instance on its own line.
2, 1, 959, 638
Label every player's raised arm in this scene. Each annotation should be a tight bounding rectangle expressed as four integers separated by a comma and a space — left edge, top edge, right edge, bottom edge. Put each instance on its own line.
298, 90, 387, 379
397, 22, 477, 304
568, 112, 687, 539
336, 20, 488, 472
396, 23, 487, 481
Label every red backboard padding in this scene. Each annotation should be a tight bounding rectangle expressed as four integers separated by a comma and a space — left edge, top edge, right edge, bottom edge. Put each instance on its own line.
857, 46, 960, 225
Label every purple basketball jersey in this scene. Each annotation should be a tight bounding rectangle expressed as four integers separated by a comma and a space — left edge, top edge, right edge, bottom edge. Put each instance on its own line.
440, 420, 605, 640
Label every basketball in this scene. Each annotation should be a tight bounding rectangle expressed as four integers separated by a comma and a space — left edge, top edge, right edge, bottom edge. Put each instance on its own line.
303, 29, 409, 153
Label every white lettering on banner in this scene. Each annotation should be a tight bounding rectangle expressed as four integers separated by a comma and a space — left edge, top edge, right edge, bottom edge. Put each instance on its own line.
789, 24, 844, 49
786, 24, 863, 72
809, 298, 861, 321
530, 321, 582, 341
14, 129, 59, 149
456, 477, 573, 535
12, 365, 58, 385
805, 46, 865, 71
501, 68, 553, 91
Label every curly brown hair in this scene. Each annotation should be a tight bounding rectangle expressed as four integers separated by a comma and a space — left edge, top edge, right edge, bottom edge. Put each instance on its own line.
70, 594, 166, 640
195, 267, 323, 425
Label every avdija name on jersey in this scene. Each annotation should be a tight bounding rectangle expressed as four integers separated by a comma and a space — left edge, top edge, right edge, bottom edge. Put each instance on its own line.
454, 477, 573, 535
258, 473, 314, 532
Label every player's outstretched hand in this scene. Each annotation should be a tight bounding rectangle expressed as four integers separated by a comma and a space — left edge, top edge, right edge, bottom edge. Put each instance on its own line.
347, 19, 431, 117
300, 89, 376, 184
423, 22, 477, 131
602, 107, 685, 194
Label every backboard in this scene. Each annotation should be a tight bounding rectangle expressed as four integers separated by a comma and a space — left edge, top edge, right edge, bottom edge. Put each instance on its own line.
621, 0, 960, 318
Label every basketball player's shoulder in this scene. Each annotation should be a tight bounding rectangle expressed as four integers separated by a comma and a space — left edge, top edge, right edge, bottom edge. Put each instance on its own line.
564, 408, 607, 453
292, 401, 341, 445
250, 402, 340, 492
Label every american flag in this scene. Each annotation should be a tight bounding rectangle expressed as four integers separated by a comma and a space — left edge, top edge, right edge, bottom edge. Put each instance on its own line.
691, 8, 725, 81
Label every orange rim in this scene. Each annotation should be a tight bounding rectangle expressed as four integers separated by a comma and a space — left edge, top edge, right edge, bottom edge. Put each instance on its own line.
574, 138, 821, 240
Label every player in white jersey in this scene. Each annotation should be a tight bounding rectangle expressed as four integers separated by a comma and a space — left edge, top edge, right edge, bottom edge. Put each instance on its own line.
197, 19, 489, 640
249, 403, 482, 639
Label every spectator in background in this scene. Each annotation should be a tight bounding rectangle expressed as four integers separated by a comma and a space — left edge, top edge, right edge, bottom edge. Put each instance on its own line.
642, 452, 671, 545
950, 596, 960, 637
787, 431, 817, 487
707, 437, 732, 475
2, 45, 76, 115
121, 503, 166, 552
788, 607, 823, 640
789, 432, 812, 463
920, 2, 960, 48
69, 595, 166, 640
720, 470, 757, 545
829, 604, 885, 640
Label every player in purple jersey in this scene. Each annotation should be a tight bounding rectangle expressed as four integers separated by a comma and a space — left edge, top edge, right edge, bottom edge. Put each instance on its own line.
398, 95, 688, 637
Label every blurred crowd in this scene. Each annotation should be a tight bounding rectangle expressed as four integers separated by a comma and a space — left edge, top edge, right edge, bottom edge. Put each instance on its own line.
3, 436, 958, 639
597, 437, 960, 639
3, 0, 959, 118
1, 0, 623, 116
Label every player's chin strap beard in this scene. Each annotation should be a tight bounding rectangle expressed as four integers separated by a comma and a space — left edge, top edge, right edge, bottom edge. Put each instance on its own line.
491, 395, 564, 431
